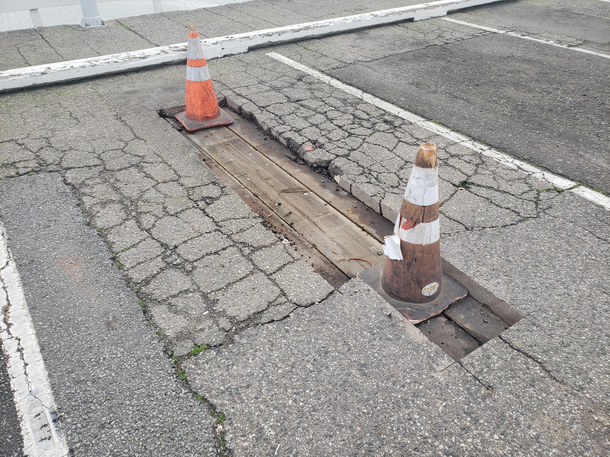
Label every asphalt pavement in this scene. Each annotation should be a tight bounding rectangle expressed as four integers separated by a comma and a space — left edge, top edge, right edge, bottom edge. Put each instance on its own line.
0, 173, 218, 455
330, 31, 609, 192
0, 0, 609, 455
0, 349, 22, 457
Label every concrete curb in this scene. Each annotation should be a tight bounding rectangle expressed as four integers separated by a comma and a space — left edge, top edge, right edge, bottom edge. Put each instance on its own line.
0, 0, 503, 92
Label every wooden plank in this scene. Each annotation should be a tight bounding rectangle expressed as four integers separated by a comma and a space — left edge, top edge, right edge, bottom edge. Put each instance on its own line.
188, 128, 385, 278
226, 112, 395, 242
444, 296, 509, 344
416, 315, 480, 361
186, 132, 349, 289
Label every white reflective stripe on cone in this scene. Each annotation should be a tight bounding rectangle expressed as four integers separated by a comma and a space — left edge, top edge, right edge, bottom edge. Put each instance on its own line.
397, 218, 440, 246
187, 39, 203, 60
186, 65, 211, 82
404, 166, 439, 207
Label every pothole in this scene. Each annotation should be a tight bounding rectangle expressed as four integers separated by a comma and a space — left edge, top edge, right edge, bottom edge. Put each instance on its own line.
161, 106, 522, 360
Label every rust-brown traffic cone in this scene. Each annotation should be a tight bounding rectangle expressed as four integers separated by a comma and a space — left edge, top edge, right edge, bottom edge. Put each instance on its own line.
357, 143, 467, 323
381, 143, 442, 303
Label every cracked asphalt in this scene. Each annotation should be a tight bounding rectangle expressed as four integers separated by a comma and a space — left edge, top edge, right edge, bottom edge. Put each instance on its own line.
1, 0, 609, 455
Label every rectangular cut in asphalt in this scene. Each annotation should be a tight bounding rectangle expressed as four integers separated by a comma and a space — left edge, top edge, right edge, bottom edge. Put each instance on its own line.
0, 173, 216, 456
444, 296, 509, 343
184, 278, 454, 455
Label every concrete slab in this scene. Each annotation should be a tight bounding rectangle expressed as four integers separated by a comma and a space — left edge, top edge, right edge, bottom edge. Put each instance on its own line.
185, 279, 452, 455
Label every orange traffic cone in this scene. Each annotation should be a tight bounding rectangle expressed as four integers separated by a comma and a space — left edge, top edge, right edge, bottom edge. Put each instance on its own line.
175, 23, 233, 132
358, 143, 466, 323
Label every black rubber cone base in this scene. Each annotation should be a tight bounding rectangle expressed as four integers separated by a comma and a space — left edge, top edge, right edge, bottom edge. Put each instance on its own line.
357, 264, 467, 324
175, 108, 233, 132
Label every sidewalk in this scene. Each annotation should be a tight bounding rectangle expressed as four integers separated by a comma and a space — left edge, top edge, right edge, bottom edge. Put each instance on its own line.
0, 0, 431, 71
1, 0, 608, 455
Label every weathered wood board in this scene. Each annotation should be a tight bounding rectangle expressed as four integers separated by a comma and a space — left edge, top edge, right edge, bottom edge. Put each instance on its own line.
226, 113, 394, 242
444, 296, 509, 343
416, 315, 480, 361
187, 126, 385, 279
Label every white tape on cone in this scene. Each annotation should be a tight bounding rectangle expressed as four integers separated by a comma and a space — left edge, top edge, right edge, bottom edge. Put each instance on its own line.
187, 39, 203, 60
404, 166, 439, 207
383, 235, 403, 260
397, 218, 440, 246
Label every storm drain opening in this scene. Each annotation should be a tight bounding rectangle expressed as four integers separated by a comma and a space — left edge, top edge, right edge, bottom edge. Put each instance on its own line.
160, 106, 522, 360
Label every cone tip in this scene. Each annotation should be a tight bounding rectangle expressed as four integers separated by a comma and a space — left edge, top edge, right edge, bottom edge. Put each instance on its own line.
414, 143, 437, 168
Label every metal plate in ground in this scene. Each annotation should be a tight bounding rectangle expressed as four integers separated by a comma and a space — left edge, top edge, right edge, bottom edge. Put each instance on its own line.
358, 264, 467, 324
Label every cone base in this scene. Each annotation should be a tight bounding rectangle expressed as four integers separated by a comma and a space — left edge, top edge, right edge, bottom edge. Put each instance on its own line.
175, 108, 233, 132
357, 265, 467, 324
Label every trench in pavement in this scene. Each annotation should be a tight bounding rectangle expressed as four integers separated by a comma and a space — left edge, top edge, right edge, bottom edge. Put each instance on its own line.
161, 108, 521, 361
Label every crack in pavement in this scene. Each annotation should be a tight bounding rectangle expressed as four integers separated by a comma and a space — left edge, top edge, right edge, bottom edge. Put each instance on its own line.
115, 20, 160, 47
498, 335, 581, 394
0, 224, 67, 455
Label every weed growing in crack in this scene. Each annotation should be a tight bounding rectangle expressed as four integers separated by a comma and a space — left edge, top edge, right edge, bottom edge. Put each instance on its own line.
590, 186, 607, 195
215, 413, 226, 423
189, 344, 208, 356
177, 368, 187, 381
138, 300, 146, 308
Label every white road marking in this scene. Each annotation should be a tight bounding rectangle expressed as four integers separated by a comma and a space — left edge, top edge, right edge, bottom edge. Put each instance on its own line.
0, 223, 69, 456
266, 52, 610, 210
443, 17, 610, 60
0, 0, 504, 92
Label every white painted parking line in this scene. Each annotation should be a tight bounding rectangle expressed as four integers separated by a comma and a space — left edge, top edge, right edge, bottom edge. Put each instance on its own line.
442, 17, 610, 60
266, 52, 610, 211
0, 223, 69, 457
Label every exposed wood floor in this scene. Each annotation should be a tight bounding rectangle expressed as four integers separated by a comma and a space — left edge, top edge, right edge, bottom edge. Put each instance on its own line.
187, 110, 392, 287
173, 110, 518, 361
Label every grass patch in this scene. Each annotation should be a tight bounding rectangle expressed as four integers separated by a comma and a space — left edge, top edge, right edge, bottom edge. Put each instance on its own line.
189, 344, 208, 356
